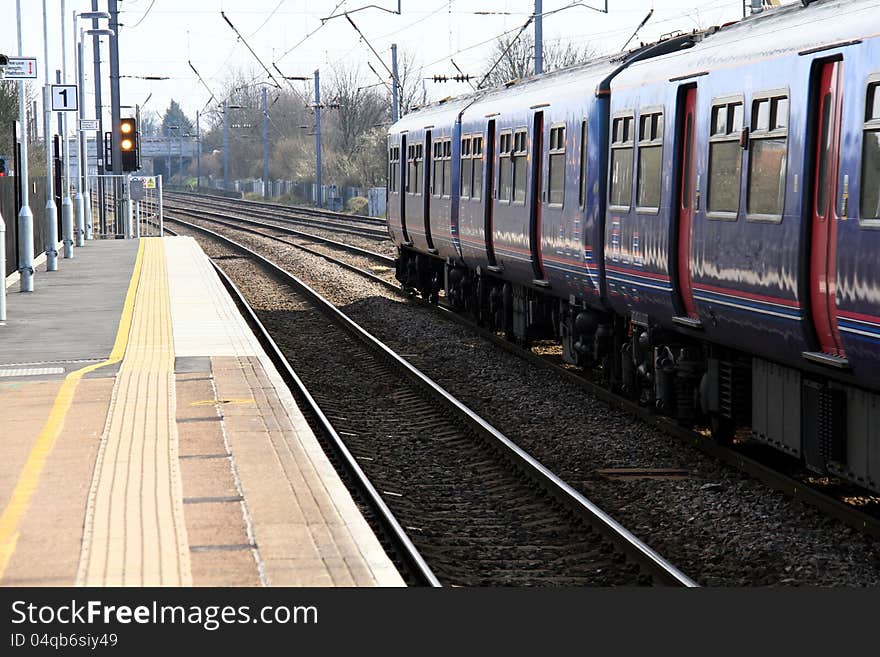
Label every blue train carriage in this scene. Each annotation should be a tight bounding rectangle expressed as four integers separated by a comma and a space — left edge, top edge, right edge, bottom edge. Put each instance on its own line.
606, 0, 880, 488
388, 45, 685, 342
388, 96, 471, 298
452, 61, 620, 340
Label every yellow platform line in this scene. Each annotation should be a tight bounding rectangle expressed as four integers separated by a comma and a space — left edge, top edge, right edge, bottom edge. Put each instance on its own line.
0, 240, 146, 581
77, 238, 191, 586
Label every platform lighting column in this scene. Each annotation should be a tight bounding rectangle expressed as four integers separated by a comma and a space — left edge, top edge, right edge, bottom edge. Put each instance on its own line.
314, 69, 323, 208
60, 0, 75, 258
262, 86, 269, 198
74, 22, 85, 246
178, 128, 184, 182
108, 0, 123, 237
42, 0, 59, 270
15, 0, 34, 291
91, 0, 107, 236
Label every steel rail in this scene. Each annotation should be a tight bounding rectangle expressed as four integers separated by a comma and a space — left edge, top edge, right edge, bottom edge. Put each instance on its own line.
168, 189, 387, 226
165, 212, 396, 290
168, 214, 698, 588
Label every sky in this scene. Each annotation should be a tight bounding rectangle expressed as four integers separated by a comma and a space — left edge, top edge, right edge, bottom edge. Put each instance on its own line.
2, 0, 792, 129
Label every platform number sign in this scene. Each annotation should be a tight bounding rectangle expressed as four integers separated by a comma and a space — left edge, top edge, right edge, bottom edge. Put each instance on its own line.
51, 84, 78, 112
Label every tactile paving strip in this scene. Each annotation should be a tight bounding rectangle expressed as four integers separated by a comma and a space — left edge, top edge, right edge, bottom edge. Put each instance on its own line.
76, 238, 192, 586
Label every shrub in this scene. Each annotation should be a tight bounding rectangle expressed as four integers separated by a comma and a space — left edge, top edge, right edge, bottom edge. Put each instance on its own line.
345, 196, 369, 216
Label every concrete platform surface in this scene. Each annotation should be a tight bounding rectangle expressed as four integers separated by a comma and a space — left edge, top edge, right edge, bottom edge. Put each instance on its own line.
0, 236, 403, 587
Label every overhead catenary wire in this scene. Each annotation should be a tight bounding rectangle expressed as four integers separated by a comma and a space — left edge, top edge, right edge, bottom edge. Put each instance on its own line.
276, 0, 348, 62
127, 0, 157, 29
220, 10, 284, 89
475, 16, 534, 89
189, 60, 219, 113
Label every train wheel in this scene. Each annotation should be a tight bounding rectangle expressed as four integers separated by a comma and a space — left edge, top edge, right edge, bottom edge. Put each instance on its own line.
710, 415, 735, 445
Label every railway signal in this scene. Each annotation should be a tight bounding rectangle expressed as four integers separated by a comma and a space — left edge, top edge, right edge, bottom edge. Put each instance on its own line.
119, 117, 140, 172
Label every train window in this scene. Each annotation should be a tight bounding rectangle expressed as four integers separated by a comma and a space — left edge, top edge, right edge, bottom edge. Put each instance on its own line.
861, 81, 880, 221
388, 146, 398, 193
433, 142, 442, 197
409, 143, 423, 196
406, 144, 414, 193
473, 137, 484, 199
499, 131, 512, 202
431, 139, 452, 197
512, 129, 528, 204
610, 114, 634, 210
578, 120, 588, 208
460, 137, 472, 199
747, 94, 789, 220
637, 110, 663, 211
548, 125, 566, 206
707, 99, 744, 217
443, 140, 452, 197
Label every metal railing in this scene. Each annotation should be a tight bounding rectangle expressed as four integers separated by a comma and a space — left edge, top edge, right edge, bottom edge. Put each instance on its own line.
85, 173, 163, 239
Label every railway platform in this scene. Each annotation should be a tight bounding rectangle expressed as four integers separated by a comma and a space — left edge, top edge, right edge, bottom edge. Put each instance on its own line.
0, 236, 403, 587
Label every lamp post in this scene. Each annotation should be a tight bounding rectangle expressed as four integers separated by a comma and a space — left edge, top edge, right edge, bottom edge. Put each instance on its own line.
42, 0, 58, 271
15, 0, 34, 291
74, 11, 112, 245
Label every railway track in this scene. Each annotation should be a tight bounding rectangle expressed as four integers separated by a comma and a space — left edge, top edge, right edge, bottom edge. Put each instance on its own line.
165, 192, 388, 241
160, 201, 880, 545
168, 189, 388, 226
166, 214, 696, 587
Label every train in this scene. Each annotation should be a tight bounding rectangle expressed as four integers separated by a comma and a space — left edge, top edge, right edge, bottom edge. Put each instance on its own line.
386, 0, 880, 493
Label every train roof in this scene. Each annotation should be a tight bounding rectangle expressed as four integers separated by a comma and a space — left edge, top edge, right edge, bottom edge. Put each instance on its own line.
389, 0, 879, 136
614, 0, 880, 90
390, 57, 618, 134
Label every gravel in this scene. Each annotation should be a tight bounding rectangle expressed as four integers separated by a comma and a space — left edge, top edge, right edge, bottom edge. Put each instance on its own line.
171, 215, 880, 586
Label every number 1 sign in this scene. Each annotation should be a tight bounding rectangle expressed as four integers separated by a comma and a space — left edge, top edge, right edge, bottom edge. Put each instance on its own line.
50, 85, 78, 112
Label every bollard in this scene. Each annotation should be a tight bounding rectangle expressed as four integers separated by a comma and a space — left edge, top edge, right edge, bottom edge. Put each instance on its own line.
45, 199, 58, 271
62, 194, 74, 258
74, 190, 85, 247
84, 189, 93, 240
18, 204, 34, 292
0, 211, 6, 322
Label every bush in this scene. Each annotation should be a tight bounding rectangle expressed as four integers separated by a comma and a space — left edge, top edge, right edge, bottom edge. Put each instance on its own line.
345, 196, 369, 216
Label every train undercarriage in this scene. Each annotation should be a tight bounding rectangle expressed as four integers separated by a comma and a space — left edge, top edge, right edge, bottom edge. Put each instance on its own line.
396, 246, 880, 494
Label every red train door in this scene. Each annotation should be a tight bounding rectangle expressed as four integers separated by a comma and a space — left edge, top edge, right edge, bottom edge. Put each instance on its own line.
424, 131, 435, 252
676, 86, 699, 320
400, 134, 409, 243
530, 111, 546, 282
809, 60, 845, 357
485, 120, 497, 267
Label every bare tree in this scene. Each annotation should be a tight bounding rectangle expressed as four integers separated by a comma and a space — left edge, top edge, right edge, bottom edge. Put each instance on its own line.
394, 49, 428, 116
479, 32, 594, 89
327, 63, 388, 158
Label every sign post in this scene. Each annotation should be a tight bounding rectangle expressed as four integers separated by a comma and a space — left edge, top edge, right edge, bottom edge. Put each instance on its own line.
4, 57, 38, 79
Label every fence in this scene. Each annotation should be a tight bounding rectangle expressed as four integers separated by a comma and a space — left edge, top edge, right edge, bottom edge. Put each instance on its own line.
131, 175, 164, 238
0, 176, 53, 278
